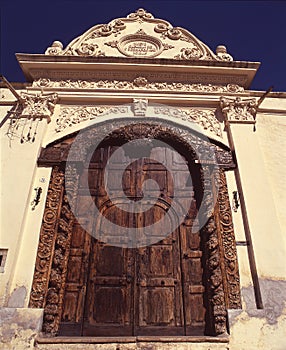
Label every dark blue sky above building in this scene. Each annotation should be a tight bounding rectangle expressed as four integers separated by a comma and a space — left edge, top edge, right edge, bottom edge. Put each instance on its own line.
1, 1, 286, 91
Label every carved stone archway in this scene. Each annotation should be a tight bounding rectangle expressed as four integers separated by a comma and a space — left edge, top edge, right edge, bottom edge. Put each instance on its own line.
29, 120, 241, 336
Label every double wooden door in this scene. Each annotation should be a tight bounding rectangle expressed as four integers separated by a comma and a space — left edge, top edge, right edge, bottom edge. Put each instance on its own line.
59, 143, 206, 336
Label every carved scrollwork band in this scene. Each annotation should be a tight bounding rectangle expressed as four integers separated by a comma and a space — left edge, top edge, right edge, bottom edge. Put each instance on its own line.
54, 104, 223, 141
33, 76, 244, 94
40, 121, 234, 169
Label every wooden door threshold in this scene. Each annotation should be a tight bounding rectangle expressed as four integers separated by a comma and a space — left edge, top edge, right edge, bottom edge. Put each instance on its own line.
35, 335, 229, 344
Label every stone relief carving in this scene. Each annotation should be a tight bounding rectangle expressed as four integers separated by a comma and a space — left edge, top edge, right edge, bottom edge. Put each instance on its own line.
43, 121, 234, 169
55, 106, 129, 132
217, 168, 242, 309
29, 166, 79, 335
105, 29, 174, 58
153, 106, 222, 137
34, 77, 244, 94
132, 98, 148, 116
55, 104, 222, 140
21, 92, 58, 122
29, 167, 65, 311
44, 8, 234, 61
220, 96, 258, 123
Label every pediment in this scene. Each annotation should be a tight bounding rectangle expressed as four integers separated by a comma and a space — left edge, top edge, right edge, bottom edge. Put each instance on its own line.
45, 8, 233, 62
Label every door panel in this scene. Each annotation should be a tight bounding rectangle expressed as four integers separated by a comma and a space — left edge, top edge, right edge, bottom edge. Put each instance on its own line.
59, 143, 206, 336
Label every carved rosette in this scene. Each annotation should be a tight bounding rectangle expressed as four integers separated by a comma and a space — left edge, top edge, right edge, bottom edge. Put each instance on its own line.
20, 92, 58, 122
220, 96, 258, 123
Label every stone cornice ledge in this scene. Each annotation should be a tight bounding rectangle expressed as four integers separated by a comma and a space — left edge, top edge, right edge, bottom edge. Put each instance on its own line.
16, 54, 259, 89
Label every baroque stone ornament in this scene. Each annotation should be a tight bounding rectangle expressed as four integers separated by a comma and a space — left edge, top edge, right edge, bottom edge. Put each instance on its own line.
217, 169, 242, 309
33, 77, 244, 94
132, 98, 148, 116
55, 106, 129, 132
29, 165, 79, 335
220, 96, 258, 123
54, 104, 223, 142
44, 8, 234, 61
153, 106, 222, 137
31, 121, 240, 336
20, 92, 58, 122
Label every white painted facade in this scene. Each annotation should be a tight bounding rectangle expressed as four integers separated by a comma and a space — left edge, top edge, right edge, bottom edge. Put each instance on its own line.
0, 9, 285, 350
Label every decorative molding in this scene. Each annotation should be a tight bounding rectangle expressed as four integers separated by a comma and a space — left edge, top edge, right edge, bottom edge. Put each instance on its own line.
29, 167, 65, 310
153, 106, 222, 137
34, 77, 244, 94
40, 121, 234, 170
44, 8, 234, 61
55, 105, 129, 132
55, 104, 223, 141
20, 92, 58, 122
32, 71, 248, 86
29, 166, 79, 335
217, 168, 242, 309
220, 96, 258, 123
132, 98, 148, 116
201, 166, 227, 335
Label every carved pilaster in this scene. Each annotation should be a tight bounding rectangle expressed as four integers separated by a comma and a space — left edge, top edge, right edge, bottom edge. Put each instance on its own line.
216, 168, 242, 309
42, 165, 79, 335
29, 166, 65, 309
201, 165, 227, 336
220, 96, 258, 124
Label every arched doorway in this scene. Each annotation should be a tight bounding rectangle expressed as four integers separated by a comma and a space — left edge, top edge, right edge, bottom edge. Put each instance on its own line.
59, 141, 205, 336
29, 120, 241, 337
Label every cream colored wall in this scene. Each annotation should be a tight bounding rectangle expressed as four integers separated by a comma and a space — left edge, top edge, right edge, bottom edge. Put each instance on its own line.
1, 83, 286, 349
0, 91, 50, 307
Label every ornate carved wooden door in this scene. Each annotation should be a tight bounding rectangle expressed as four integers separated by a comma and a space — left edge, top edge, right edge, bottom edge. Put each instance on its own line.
59, 143, 206, 336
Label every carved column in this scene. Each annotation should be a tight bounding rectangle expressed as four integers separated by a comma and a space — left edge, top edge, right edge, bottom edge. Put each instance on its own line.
29, 165, 80, 335
200, 165, 228, 336
216, 168, 242, 309
29, 166, 65, 309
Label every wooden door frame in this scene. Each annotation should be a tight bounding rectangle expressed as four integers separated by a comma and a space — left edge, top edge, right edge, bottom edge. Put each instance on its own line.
29, 120, 241, 336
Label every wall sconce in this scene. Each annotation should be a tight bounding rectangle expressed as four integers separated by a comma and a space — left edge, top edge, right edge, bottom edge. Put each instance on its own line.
31, 187, 42, 210
232, 191, 240, 212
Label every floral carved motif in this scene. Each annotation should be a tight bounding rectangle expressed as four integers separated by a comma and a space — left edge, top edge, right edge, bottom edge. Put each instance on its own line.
29, 165, 79, 335
217, 168, 242, 309
29, 167, 65, 310
20, 92, 58, 122
34, 77, 244, 94
220, 96, 258, 123
55, 106, 129, 132
154, 106, 222, 137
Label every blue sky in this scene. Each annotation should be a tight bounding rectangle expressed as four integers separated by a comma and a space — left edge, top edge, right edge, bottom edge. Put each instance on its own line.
1, 1, 286, 91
